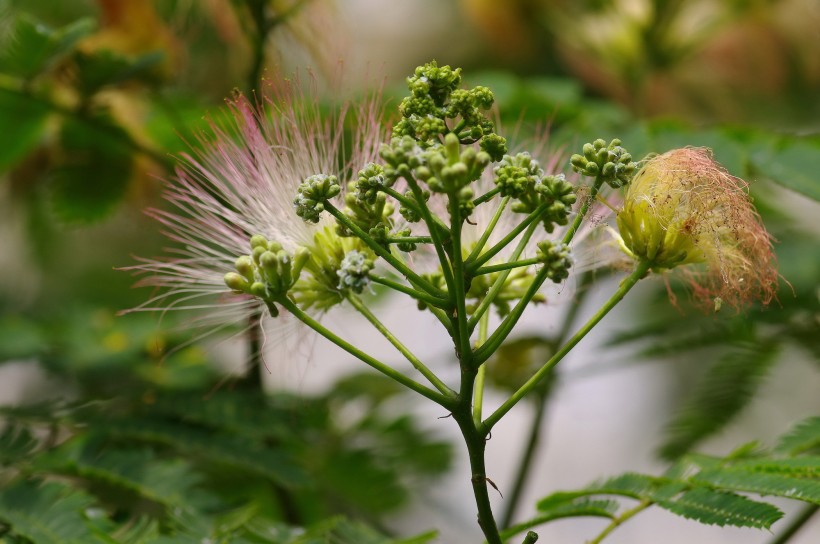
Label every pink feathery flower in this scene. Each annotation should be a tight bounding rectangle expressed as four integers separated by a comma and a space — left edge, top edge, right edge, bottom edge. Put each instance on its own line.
122, 73, 388, 335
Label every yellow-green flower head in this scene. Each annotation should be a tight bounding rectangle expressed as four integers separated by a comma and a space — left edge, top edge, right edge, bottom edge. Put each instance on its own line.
616, 148, 777, 310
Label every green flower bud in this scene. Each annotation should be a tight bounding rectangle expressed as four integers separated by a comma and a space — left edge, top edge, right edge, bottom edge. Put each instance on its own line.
294, 174, 340, 223
536, 240, 573, 282
250, 234, 268, 249
224, 272, 250, 292
235, 256, 255, 282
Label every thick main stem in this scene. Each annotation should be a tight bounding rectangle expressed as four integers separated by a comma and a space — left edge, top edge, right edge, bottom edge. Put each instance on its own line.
454, 407, 503, 544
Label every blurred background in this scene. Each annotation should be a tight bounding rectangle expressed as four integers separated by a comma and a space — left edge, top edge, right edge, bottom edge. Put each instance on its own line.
0, 0, 818, 543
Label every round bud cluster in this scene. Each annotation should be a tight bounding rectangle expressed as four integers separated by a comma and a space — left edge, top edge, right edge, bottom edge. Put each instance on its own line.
570, 138, 636, 188
398, 188, 430, 223
407, 61, 462, 106
415, 133, 491, 196
532, 173, 577, 233
381, 136, 425, 184
338, 180, 395, 239
336, 250, 374, 294
224, 235, 310, 315
536, 240, 573, 282
293, 174, 341, 223
354, 163, 390, 204
494, 152, 544, 199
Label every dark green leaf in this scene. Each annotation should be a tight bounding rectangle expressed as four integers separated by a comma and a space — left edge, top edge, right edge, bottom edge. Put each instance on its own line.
750, 136, 820, 202
502, 499, 617, 541
0, 314, 47, 360
695, 466, 820, 505
73, 50, 165, 96
51, 117, 133, 223
0, 480, 99, 544
776, 417, 820, 456
101, 419, 309, 488
655, 487, 783, 529
0, 88, 51, 170
0, 424, 38, 464
0, 15, 94, 80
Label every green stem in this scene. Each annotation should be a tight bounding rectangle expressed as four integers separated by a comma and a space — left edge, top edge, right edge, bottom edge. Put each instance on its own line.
369, 275, 449, 309
588, 500, 651, 544
472, 186, 502, 207
347, 294, 456, 398
468, 203, 548, 272
481, 260, 651, 432
448, 201, 472, 363
324, 203, 446, 298
465, 196, 510, 263
404, 174, 456, 293
386, 235, 433, 244
467, 222, 540, 333
381, 186, 450, 236
454, 407, 503, 544
561, 177, 605, 246
472, 312, 490, 426
276, 297, 452, 407
476, 257, 541, 276
767, 504, 819, 544
500, 271, 595, 528
239, 310, 264, 389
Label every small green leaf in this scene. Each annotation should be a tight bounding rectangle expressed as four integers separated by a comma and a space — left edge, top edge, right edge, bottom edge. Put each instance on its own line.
0, 15, 94, 80
0, 480, 99, 544
695, 466, 820, 505
776, 417, 820, 456
51, 117, 133, 223
655, 487, 783, 529
0, 88, 51, 169
750, 136, 820, 202
73, 50, 165, 96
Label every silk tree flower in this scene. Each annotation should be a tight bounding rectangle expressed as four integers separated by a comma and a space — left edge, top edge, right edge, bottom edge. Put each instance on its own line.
615, 147, 778, 310
122, 75, 388, 335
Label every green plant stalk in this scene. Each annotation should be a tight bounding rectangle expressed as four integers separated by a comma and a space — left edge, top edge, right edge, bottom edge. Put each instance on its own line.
404, 173, 457, 293
453, 382, 503, 544
369, 274, 450, 309
476, 257, 542, 276
467, 222, 540, 332
481, 259, 651, 432
465, 196, 510, 263
448, 200, 473, 363
501, 271, 595, 527
767, 504, 819, 544
275, 297, 453, 408
472, 176, 608, 364
386, 235, 434, 244
381, 185, 450, 236
324, 203, 446, 298
561, 177, 605, 245
346, 293, 455, 398
472, 186, 503, 207
472, 312, 490, 426
588, 500, 651, 544
240, 309, 264, 389
468, 203, 549, 271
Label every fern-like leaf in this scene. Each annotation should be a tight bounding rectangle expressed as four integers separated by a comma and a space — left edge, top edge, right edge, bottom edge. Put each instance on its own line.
654, 487, 783, 529
776, 417, 820, 456
659, 341, 779, 459
101, 419, 309, 487
0, 480, 99, 544
694, 466, 820, 505
0, 424, 38, 465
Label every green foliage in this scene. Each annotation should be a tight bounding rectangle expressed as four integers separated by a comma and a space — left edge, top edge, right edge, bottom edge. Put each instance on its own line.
51, 118, 134, 223
0, 88, 51, 170
0, 307, 449, 543
0, 14, 94, 80
510, 417, 820, 541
